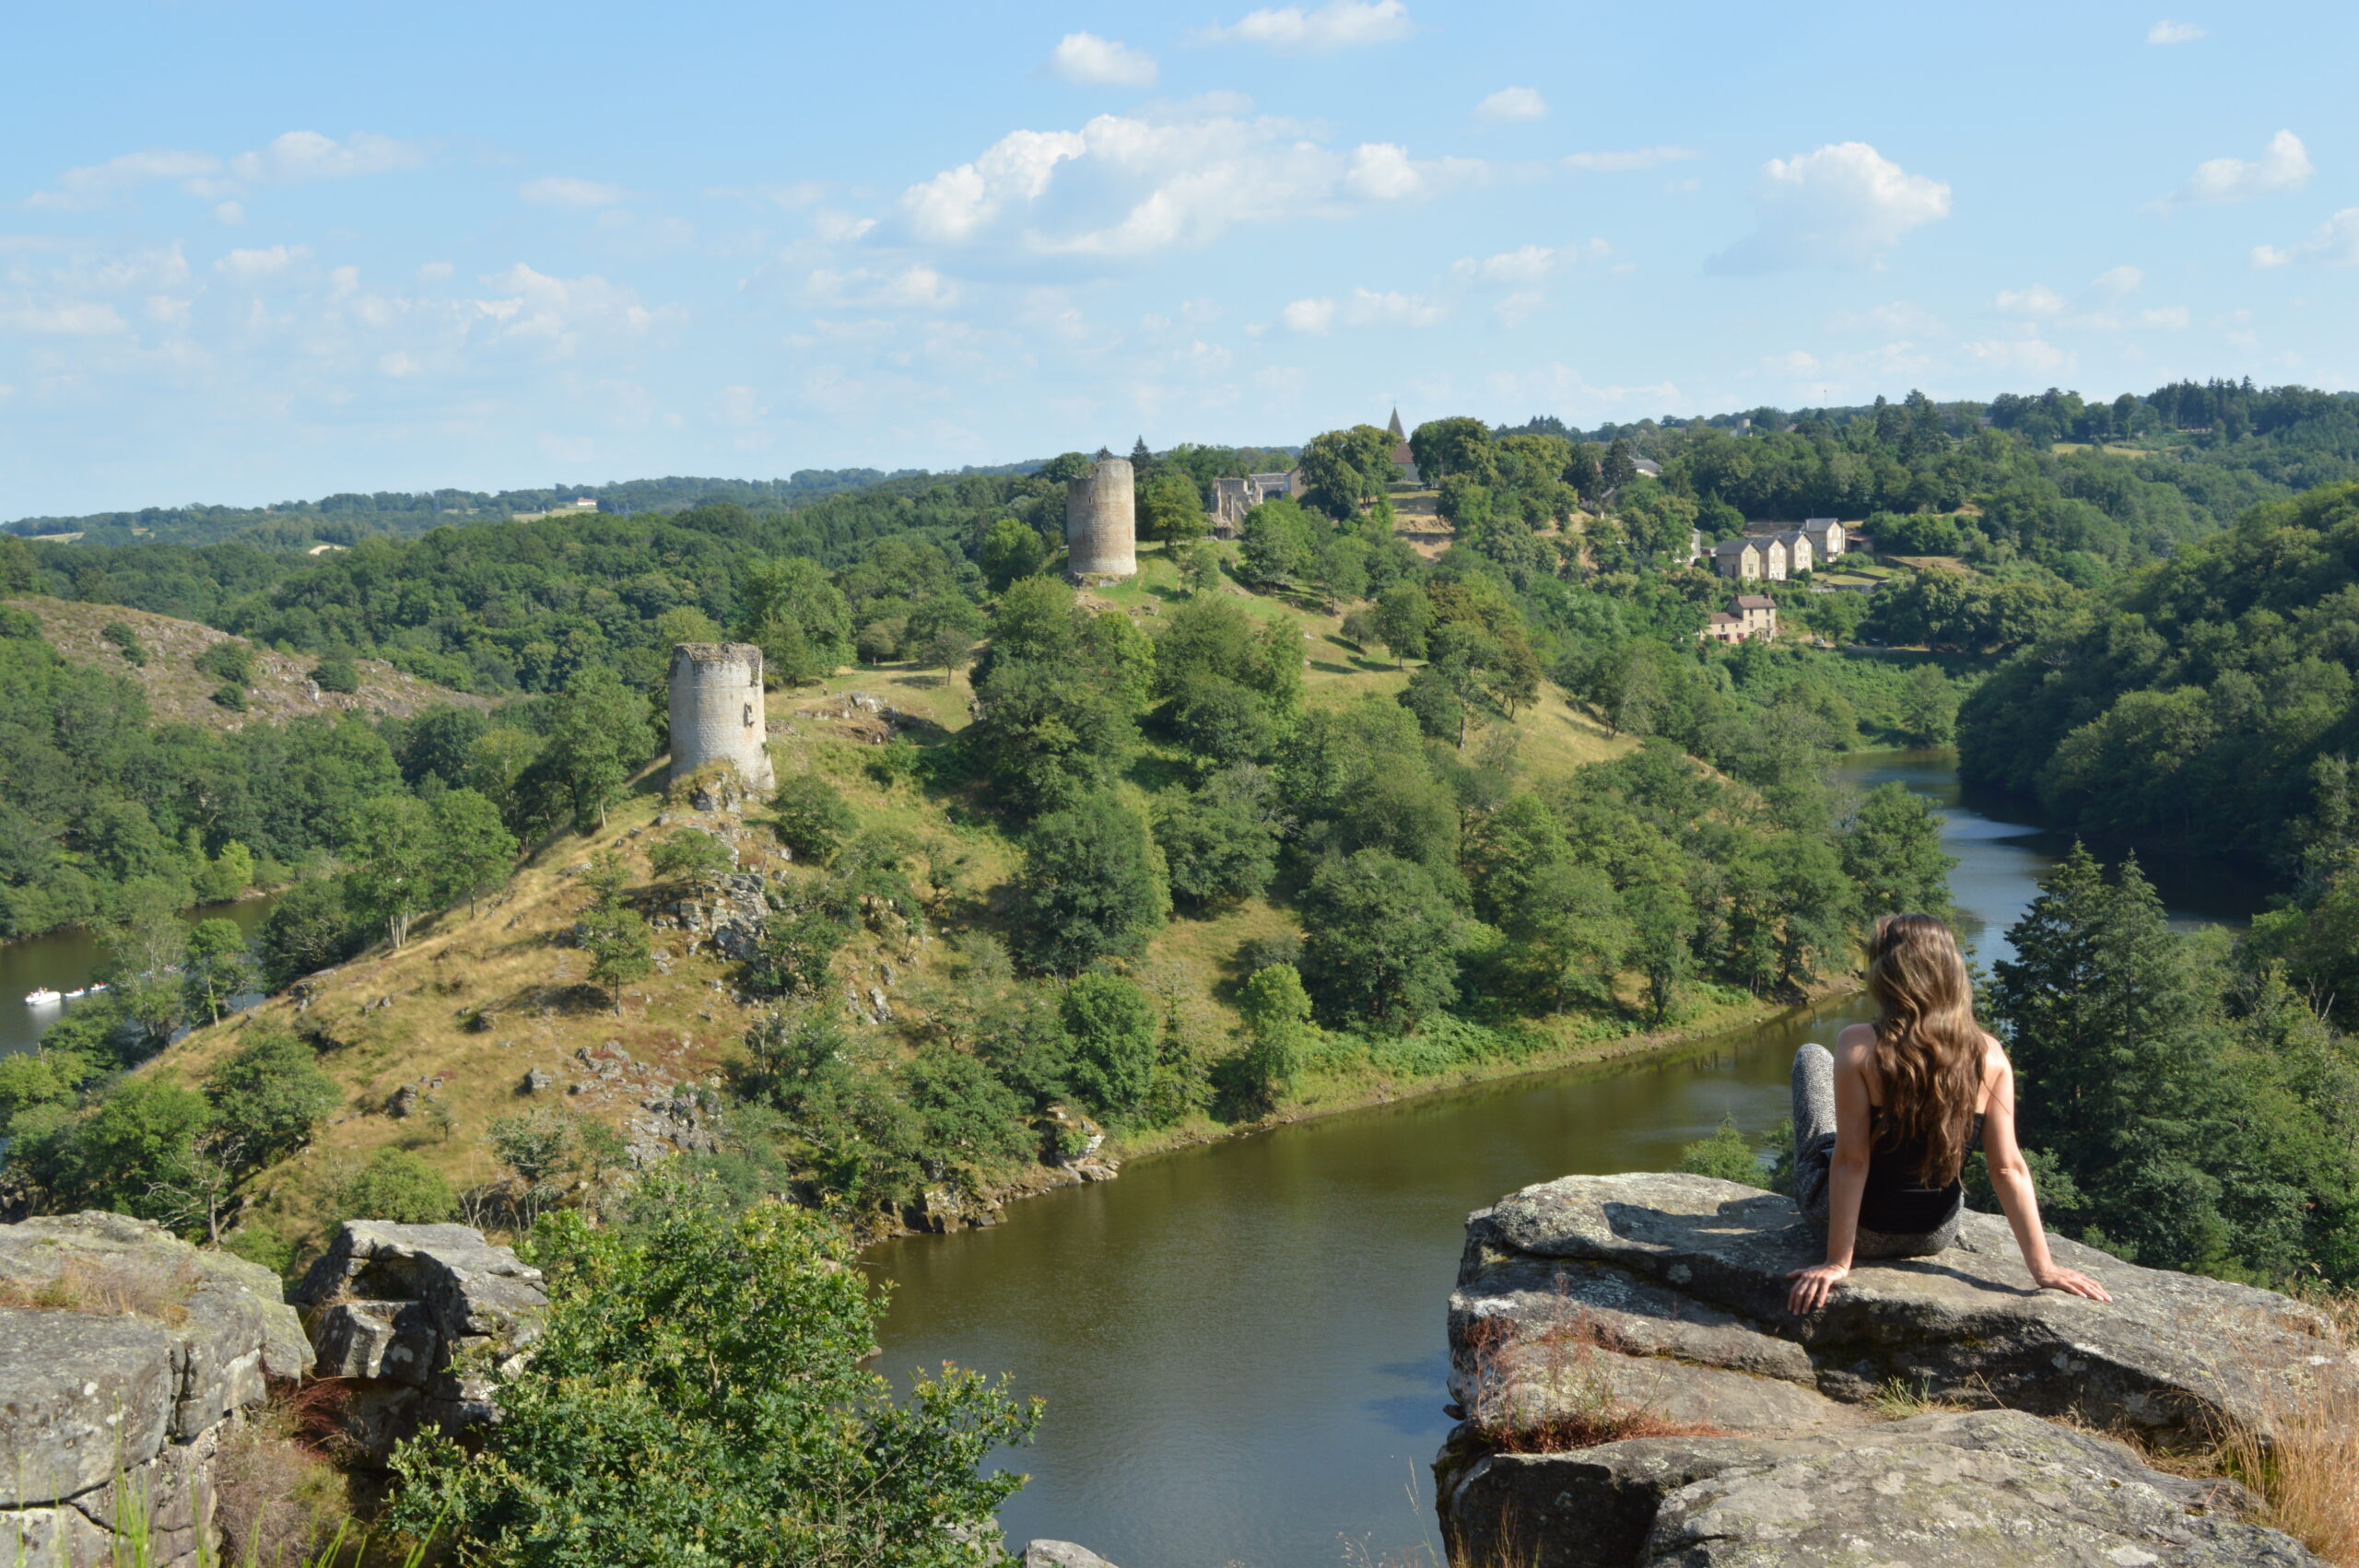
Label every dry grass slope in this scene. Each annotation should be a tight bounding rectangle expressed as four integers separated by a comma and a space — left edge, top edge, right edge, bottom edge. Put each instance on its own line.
9, 595, 492, 729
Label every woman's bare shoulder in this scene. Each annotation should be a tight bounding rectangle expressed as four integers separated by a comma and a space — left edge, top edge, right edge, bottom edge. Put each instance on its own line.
1834, 1023, 1878, 1058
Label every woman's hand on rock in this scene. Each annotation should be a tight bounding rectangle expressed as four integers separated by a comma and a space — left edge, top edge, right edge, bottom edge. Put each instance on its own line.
1786, 1261, 1849, 1315
2033, 1265, 2113, 1302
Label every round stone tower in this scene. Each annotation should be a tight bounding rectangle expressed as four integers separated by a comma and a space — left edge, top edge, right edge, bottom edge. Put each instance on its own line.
1064, 456, 1137, 580
667, 642, 776, 793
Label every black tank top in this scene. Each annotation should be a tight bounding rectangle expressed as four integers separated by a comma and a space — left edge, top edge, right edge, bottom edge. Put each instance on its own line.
1860, 1106, 1982, 1234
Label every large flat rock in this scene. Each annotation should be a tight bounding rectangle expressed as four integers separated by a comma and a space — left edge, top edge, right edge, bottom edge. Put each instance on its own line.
1471, 1173, 2351, 1440
1440, 1410, 2325, 1568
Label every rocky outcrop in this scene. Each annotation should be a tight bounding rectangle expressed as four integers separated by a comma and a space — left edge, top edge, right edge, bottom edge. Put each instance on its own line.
1437, 1174, 2351, 1568
292, 1221, 547, 1465
1021, 1543, 1120, 1568
0, 1212, 311, 1568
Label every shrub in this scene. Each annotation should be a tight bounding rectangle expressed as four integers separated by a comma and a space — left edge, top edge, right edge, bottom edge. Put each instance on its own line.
1060, 972, 1157, 1117
1013, 790, 1169, 974
311, 656, 360, 694
770, 773, 856, 863
100, 621, 147, 666
194, 639, 256, 685
339, 1147, 457, 1223
386, 1183, 1039, 1566
1676, 1115, 1766, 1185
257, 877, 365, 989
205, 1032, 340, 1169
211, 683, 249, 711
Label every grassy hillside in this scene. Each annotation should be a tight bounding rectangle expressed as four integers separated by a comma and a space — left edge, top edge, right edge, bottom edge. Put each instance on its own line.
143, 555, 1654, 1261
11, 596, 490, 729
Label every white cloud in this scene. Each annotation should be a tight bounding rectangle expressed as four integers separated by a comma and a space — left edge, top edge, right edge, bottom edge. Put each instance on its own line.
1473, 87, 1547, 123
2162, 129, 2310, 205
0, 302, 130, 334
1278, 288, 1442, 331
1707, 141, 1950, 275
330, 264, 360, 298
216, 244, 311, 278
1449, 240, 1606, 285
1047, 31, 1158, 86
2140, 306, 2191, 329
144, 295, 192, 325
230, 130, 425, 183
417, 261, 454, 282
472, 263, 675, 355
1995, 284, 2066, 317
2147, 18, 2205, 43
1826, 300, 1945, 335
1199, 0, 1411, 53
521, 176, 626, 206
2251, 207, 2359, 267
213, 201, 244, 226
1562, 147, 1697, 173
26, 148, 222, 210
1966, 335, 2071, 372
898, 111, 1478, 260
1279, 297, 1336, 333
1343, 142, 1484, 201
804, 264, 960, 310
2092, 264, 2143, 296
378, 350, 421, 377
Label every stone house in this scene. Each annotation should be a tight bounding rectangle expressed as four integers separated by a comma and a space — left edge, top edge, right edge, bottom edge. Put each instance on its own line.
1711, 537, 1766, 579
1210, 470, 1308, 537
1802, 517, 1847, 560
1697, 593, 1779, 645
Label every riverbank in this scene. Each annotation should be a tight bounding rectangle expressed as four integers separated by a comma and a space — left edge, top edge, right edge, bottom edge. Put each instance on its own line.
1093, 978, 1861, 1181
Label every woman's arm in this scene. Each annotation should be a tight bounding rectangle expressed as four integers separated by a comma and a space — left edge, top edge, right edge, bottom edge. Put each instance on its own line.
1980, 1047, 2111, 1302
1788, 1028, 1875, 1314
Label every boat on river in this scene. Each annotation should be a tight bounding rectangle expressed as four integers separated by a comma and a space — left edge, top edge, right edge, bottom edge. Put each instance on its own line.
23, 988, 62, 1006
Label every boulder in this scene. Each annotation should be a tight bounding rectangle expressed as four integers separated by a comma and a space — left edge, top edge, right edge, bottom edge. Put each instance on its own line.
1022, 1544, 1119, 1568
0, 1212, 310, 1568
1440, 1410, 2319, 1568
293, 1221, 546, 1464
1463, 1173, 2349, 1441
1437, 1175, 2351, 1568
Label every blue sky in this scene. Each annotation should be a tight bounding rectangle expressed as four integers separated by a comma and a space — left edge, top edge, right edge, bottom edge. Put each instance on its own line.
4, 0, 2354, 516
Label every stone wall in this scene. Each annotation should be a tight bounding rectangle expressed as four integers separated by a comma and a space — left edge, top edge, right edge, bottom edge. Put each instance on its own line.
1436, 1173, 2353, 1567
0, 1212, 311, 1568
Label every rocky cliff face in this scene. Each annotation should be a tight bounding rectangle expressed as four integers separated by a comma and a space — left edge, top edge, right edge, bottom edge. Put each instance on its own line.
1437, 1173, 2353, 1568
0, 1212, 311, 1568
292, 1221, 549, 1466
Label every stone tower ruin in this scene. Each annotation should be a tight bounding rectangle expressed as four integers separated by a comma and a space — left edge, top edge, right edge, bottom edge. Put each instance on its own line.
667, 642, 776, 793
1064, 456, 1137, 580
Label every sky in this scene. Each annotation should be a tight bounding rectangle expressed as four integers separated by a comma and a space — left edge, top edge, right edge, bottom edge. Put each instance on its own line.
4, 0, 2355, 518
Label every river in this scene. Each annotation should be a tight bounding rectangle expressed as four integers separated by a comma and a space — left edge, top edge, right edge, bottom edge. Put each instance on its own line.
2, 893, 283, 1059
863, 750, 2262, 1568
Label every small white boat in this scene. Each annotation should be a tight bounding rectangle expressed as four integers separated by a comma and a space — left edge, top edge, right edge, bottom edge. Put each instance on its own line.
24, 989, 63, 1006
63, 988, 88, 1000
87, 982, 109, 993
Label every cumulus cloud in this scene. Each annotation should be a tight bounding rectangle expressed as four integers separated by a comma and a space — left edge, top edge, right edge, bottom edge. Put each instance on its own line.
1562, 147, 1697, 174
1995, 284, 2066, 317
0, 302, 130, 334
1473, 87, 1546, 123
1707, 141, 1950, 275
1199, 0, 1411, 53
26, 148, 221, 210
216, 244, 311, 279
472, 263, 675, 355
230, 131, 425, 183
804, 264, 960, 310
2147, 18, 2205, 43
2251, 207, 2359, 268
1966, 334, 2071, 372
2161, 129, 2310, 205
1449, 240, 1607, 285
2093, 264, 2144, 296
1278, 287, 1445, 331
898, 111, 1481, 259
1343, 143, 1484, 200
1047, 31, 1157, 86
521, 176, 625, 206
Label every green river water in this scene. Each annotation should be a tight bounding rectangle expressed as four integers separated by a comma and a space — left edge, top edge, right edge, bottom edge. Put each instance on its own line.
863, 751, 2260, 1568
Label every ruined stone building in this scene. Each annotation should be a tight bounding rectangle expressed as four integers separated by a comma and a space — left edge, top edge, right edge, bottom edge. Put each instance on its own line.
668, 642, 775, 791
1064, 456, 1138, 579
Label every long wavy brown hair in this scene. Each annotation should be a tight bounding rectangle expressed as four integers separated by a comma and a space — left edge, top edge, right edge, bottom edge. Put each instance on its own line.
1865, 913, 1987, 1185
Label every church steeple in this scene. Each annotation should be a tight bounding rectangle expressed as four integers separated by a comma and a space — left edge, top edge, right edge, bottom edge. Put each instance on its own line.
1387, 406, 1406, 439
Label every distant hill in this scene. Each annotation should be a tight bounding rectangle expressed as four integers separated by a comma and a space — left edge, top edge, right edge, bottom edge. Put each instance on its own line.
1, 466, 1044, 552
8, 595, 492, 729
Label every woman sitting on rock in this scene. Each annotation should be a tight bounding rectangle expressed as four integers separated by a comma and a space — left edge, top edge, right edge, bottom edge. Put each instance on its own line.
1785, 912, 2112, 1316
